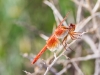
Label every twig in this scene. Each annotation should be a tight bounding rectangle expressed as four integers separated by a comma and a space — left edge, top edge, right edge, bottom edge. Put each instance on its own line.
92, 0, 100, 13
24, 70, 33, 75
76, 0, 83, 23
83, 35, 97, 53
76, 12, 100, 31
69, 54, 100, 62
44, 40, 76, 75
56, 64, 71, 75
72, 62, 84, 75
44, 0, 67, 26
72, 0, 89, 10
94, 58, 100, 75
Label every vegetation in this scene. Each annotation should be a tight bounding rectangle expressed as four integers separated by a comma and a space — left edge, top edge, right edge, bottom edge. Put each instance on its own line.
0, 0, 100, 75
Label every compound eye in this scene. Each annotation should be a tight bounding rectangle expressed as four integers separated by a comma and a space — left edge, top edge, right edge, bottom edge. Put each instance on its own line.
69, 23, 75, 31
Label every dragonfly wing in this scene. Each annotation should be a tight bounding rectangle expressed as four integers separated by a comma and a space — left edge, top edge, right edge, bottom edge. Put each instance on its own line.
46, 34, 60, 52
55, 26, 69, 39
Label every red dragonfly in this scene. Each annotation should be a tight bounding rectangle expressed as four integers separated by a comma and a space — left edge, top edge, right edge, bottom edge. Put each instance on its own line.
32, 13, 82, 64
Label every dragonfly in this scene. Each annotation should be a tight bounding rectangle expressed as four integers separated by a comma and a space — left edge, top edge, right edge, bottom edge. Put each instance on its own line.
32, 13, 82, 64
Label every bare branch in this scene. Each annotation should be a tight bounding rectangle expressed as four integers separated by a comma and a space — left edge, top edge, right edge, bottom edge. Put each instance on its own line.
69, 54, 100, 62
72, 62, 84, 75
92, 0, 100, 13
76, 0, 83, 23
56, 64, 71, 75
83, 35, 97, 53
44, 0, 67, 26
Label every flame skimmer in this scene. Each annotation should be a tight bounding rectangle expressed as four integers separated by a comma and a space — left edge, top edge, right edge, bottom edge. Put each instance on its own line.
32, 13, 82, 64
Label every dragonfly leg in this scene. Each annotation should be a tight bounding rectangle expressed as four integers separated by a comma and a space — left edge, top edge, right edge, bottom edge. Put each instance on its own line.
70, 32, 82, 40
62, 35, 69, 51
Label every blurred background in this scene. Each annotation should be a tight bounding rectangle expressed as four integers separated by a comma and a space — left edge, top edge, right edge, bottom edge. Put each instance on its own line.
0, 0, 100, 75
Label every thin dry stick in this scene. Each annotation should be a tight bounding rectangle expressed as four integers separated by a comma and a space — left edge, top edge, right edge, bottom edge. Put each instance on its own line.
72, 62, 84, 75
92, 0, 100, 13
64, 49, 84, 75
44, 40, 76, 75
87, 0, 98, 32
86, 0, 92, 11
24, 70, 33, 75
94, 40, 100, 75
94, 58, 100, 75
69, 54, 100, 62
76, 0, 83, 23
44, 0, 67, 26
54, 13, 60, 26
75, 2, 83, 74
76, 12, 100, 31
72, 0, 88, 10
83, 35, 97, 53
74, 47, 82, 75
56, 64, 71, 75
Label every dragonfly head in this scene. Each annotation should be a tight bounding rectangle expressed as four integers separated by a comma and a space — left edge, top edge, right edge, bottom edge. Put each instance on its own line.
69, 23, 75, 31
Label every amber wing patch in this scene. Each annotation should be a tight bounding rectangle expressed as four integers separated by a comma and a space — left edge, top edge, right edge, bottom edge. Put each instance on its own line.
46, 34, 60, 52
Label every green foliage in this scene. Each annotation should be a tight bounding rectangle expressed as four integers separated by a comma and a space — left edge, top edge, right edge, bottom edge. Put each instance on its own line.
81, 60, 94, 75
